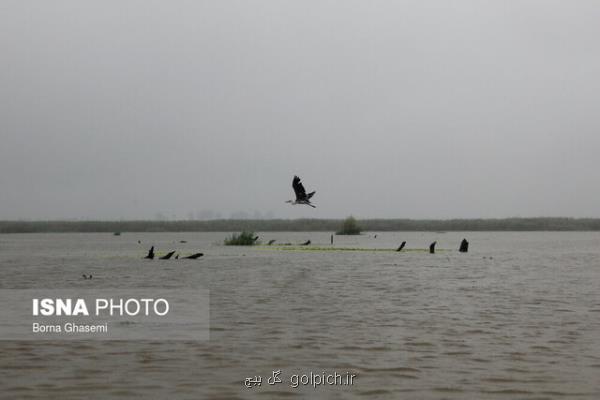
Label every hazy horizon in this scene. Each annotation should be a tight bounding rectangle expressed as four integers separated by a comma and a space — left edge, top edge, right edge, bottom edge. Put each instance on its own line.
2, 1, 599, 220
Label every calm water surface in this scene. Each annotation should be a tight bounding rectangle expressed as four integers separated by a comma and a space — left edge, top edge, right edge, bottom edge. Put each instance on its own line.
0, 231, 599, 399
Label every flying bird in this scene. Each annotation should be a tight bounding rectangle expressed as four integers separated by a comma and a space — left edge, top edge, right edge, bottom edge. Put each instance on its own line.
286, 175, 316, 208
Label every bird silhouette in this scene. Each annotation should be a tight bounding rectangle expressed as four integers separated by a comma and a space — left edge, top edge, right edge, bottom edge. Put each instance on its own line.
159, 251, 176, 260
183, 253, 203, 259
144, 246, 155, 259
286, 176, 316, 208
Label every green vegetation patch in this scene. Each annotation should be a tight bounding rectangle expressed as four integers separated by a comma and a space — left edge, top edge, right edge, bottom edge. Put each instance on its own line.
224, 231, 260, 246
337, 216, 362, 235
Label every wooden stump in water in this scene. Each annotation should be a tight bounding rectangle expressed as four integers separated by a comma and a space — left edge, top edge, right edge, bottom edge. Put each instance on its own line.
429, 241, 437, 254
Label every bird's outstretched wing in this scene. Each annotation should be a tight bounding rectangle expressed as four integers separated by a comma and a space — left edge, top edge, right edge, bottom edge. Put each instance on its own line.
183, 253, 204, 259
159, 251, 175, 260
145, 246, 155, 259
292, 175, 308, 201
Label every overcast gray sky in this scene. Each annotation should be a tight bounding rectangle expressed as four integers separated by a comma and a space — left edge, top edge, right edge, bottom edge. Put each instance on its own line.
1, 1, 599, 220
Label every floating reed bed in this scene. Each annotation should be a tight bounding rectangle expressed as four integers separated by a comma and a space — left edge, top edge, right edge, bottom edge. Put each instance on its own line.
255, 246, 449, 252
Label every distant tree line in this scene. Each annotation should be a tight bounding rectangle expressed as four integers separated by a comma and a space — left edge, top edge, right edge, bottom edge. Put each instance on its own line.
2, 218, 600, 233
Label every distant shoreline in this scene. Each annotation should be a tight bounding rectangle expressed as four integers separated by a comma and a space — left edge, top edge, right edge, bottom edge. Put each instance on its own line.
2, 218, 600, 233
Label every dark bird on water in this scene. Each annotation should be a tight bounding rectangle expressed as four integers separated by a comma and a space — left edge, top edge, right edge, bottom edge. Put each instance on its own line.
82, 274, 92, 280
459, 238, 469, 253
396, 241, 406, 252
160, 251, 176, 260
183, 253, 204, 259
429, 241, 437, 254
144, 246, 155, 259
286, 175, 316, 208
